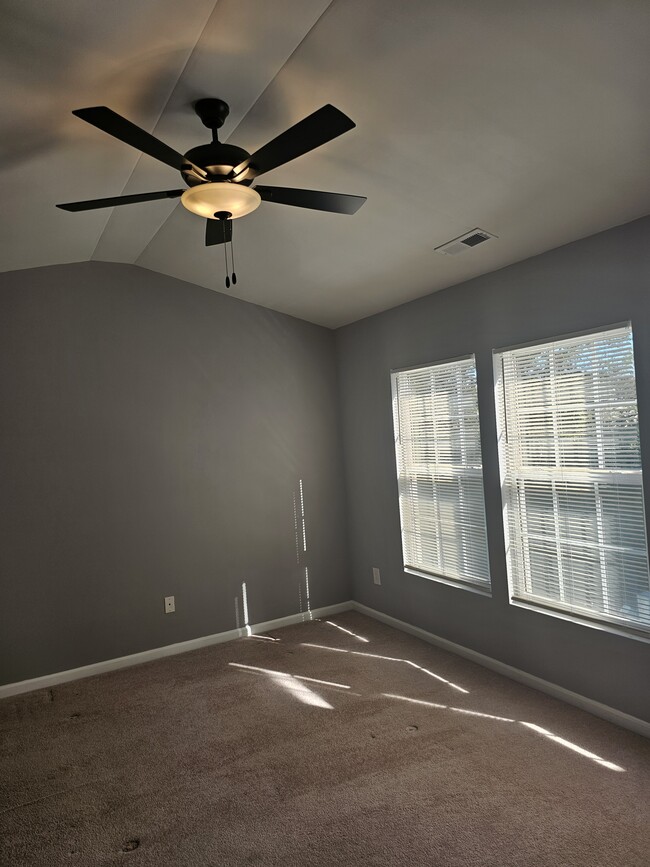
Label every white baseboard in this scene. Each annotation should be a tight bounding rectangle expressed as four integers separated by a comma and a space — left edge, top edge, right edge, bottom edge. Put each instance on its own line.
0, 601, 354, 700
4, 599, 647, 739
351, 601, 650, 739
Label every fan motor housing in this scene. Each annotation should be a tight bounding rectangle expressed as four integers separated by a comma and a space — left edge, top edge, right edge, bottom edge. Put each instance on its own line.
182, 143, 252, 187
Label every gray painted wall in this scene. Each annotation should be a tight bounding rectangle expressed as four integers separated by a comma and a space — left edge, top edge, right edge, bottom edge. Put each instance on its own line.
336, 216, 650, 722
0, 262, 350, 685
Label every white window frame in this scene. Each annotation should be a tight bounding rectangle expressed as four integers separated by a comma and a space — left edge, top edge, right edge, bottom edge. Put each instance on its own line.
494, 323, 650, 639
391, 355, 491, 593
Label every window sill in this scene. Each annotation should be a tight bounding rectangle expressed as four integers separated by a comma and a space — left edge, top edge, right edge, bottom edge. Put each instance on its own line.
404, 567, 492, 598
510, 597, 650, 645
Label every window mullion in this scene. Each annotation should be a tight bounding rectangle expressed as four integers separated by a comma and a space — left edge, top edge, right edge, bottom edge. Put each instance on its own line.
548, 349, 566, 603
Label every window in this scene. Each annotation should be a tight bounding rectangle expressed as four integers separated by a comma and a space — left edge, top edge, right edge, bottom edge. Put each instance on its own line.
495, 324, 650, 635
391, 357, 490, 590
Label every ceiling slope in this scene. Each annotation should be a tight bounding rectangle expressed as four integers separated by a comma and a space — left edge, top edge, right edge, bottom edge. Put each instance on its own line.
0, 0, 216, 272
1, 0, 649, 326
91, 0, 333, 264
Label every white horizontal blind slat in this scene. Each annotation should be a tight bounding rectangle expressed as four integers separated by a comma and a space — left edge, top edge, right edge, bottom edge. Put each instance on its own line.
392, 357, 490, 588
496, 325, 650, 633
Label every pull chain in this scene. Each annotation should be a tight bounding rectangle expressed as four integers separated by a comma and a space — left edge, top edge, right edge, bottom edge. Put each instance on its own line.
223, 234, 230, 289
230, 229, 237, 286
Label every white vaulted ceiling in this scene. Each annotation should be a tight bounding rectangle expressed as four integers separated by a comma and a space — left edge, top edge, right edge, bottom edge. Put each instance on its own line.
1, 0, 649, 327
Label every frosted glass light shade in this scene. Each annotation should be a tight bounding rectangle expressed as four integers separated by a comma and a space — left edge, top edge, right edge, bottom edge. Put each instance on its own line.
181, 182, 261, 219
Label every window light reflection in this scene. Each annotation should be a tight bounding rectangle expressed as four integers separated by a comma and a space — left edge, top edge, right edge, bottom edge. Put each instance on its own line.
304, 566, 312, 620
270, 673, 332, 709
299, 479, 307, 553
229, 663, 334, 709
303, 643, 348, 654
229, 662, 350, 689
324, 621, 370, 643
241, 581, 251, 637
301, 643, 469, 693
520, 722, 625, 772
404, 660, 469, 694
294, 480, 312, 621
382, 694, 625, 772
354, 651, 407, 662
383, 693, 514, 722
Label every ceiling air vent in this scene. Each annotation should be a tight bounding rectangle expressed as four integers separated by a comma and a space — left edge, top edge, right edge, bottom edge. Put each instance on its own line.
435, 228, 497, 256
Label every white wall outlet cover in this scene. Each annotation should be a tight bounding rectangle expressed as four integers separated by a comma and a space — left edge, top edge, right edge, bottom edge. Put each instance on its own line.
372, 567, 381, 585
164, 595, 175, 614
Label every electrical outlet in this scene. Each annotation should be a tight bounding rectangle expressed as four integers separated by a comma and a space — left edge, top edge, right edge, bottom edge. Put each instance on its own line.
372, 567, 381, 586
164, 595, 175, 614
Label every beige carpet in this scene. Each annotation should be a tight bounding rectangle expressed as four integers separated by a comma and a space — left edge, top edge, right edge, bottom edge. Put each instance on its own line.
1, 611, 649, 866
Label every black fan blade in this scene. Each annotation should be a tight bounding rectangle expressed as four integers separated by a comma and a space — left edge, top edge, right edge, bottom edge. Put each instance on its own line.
205, 218, 232, 246
72, 107, 207, 178
56, 189, 184, 212
230, 105, 355, 181
256, 185, 366, 215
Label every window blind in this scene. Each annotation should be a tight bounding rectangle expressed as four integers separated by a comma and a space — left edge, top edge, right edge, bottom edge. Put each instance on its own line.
392, 357, 490, 588
495, 324, 650, 634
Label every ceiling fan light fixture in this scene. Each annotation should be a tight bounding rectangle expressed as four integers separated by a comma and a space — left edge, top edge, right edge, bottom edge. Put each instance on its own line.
181, 181, 261, 220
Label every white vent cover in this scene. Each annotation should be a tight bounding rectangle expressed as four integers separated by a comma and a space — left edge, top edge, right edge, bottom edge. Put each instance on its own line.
435, 228, 497, 256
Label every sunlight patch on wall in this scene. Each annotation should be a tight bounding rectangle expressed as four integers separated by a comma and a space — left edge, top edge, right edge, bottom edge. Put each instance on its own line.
241, 581, 251, 637
294, 479, 312, 621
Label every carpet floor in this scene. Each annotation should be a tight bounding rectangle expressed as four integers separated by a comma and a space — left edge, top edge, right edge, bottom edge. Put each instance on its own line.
1, 611, 649, 866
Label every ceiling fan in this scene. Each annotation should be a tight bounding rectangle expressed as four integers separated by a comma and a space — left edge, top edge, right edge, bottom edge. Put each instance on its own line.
56, 98, 366, 255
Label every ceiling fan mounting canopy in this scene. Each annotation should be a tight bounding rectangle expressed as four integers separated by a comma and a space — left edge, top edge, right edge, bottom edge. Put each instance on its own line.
193, 97, 230, 131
